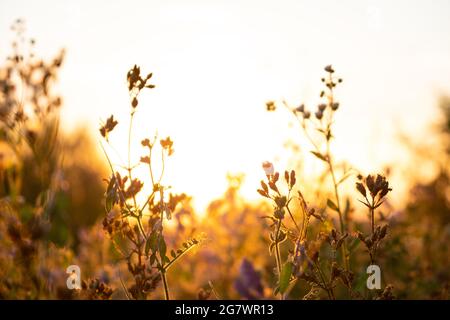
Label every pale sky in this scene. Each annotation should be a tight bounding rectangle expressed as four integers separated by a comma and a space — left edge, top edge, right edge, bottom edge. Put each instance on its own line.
1, 0, 450, 211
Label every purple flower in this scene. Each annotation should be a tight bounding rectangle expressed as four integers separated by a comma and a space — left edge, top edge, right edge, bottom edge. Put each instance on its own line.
234, 259, 263, 299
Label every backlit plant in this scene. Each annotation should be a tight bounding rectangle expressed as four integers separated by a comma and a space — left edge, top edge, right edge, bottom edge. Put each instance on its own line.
99, 65, 201, 300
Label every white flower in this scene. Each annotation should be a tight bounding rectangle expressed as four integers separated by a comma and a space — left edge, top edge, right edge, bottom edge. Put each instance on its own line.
262, 161, 274, 176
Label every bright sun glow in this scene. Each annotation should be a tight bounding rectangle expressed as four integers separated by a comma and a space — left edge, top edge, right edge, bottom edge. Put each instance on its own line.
2, 0, 450, 212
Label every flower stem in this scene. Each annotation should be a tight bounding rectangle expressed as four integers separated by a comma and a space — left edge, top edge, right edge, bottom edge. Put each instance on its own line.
161, 270, 170, 300
274, 219, 284, 300
326, 141, 350, 272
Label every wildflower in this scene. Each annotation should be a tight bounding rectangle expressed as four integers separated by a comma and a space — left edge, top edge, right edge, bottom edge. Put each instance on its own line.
140, 156, 150, 164
132, 97, 138, 108
266, 101, 276, 111
324, 65, 334, 73
100, 115, 118, 139
234, 259, 264, 300
331, 102, 339, 111
274, 208, 285, 219
141, 138, 151, 147
160, 136, 174, 156
296, 104, 305, 113
357, 174, 392, 200
315, 110, 323, 120
124, 178, 144, 199
303, 110, 311, 119
356, 182, 366, 197
262, 161, 274, 176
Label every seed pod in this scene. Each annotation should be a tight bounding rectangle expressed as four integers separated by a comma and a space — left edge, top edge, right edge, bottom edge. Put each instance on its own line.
273, 172, 280, 182
315, 110, 323, 120
296, 104, 305, 113
379, 225, 388, 239
132, 97, 138, 108
356, 182, 366, 197
268, 181, 279, 193
275, 196, 287, 208
290, 170, 296, 188
324, 65, 334, 73
284, 170, 290, 184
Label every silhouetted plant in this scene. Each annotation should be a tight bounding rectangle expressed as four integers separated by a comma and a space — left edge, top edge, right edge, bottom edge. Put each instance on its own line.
99, 65, 201, 300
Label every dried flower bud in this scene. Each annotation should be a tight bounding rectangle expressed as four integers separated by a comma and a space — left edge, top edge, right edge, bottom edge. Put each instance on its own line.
324, 65, 334, 73
160, 137, 174, 156
132, 97, 138, 108
356, 182, 366, 197
315, 110, 323, 120
379, 225, 388, 239
99, 115, 118, 139
141, 138, 151, 147
266, 101, 276, 111
331, 102, 339, 111
296, 104, 305, 113
273, 172, 280, 183
303, 111, 311, 119
274, 196, 287, 208
318, 103, 327, 111
140, 156, 150, 164
290, 170, 296, 188
274, 208, 285, 220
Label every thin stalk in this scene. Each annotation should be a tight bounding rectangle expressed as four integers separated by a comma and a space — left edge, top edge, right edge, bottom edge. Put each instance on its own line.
163, 243, 198, 271
314, 261, 334, 300
285, 205, 300, 233
326, 140, 349, 271
161, 270, 170, 300
274, 219, 283, 300
370, 198, 375, 235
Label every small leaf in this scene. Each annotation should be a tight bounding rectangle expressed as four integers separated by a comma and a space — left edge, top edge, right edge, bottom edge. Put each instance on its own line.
310, 151, 327, 162
170, 250, 176, 258
105, 195, 114, 212
145, 232, 157, 255
327, 199, 339, 212
273, 286, 280, 296
257, 189, 268, 197
338, 172, 352, 185
149, 253, 156, 265
159, 237, 167, 260
279, 262, 293, 294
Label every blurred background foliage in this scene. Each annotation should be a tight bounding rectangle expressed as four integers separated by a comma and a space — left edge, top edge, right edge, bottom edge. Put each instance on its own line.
0, 22, 449, 299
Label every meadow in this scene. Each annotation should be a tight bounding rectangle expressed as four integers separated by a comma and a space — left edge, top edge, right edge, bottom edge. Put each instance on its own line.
0, 19, 449, 300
